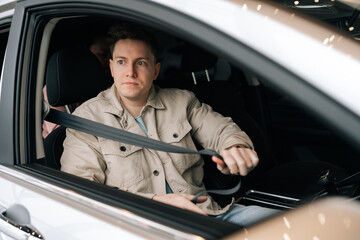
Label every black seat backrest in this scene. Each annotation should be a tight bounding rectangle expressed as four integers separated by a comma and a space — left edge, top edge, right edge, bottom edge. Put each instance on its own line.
44, 126, 66, 169
173, 44, 279, 206
46, 48, 107, 107
180, 44, 277, 173
44, 48, 107, 169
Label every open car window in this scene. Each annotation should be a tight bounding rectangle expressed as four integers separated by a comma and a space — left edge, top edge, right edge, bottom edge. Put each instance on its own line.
39, 14, 360, 207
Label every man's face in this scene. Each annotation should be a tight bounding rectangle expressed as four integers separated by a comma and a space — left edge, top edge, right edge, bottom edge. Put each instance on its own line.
109, 39, 160, 104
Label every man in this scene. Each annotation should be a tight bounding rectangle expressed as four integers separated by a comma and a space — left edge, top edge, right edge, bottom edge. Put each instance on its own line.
61, 24, 277, 226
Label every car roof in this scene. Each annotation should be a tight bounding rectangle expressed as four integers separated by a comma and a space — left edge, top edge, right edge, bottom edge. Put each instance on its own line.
152, 0, 360, 116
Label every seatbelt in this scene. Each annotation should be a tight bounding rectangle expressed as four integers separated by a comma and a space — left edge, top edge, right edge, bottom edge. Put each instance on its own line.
45, 108, 241, 200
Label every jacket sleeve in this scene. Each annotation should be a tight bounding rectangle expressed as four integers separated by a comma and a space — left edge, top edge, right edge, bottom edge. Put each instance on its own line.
186, 91, 254, 152
60, 116, 107, 184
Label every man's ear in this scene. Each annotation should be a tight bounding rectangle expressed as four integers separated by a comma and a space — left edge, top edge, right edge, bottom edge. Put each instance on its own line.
153, 62, 161, 80
109, 59, 114, 77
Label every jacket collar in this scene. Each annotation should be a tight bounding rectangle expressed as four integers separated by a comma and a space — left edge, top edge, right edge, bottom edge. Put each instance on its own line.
146, 85, 165, 110
103, 84, 165, 116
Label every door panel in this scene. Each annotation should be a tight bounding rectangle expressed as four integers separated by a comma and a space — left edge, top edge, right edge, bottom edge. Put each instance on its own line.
0, 166, 181, 240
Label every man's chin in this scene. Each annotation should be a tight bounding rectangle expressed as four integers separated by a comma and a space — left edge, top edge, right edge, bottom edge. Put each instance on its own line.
119, 92, 147, 102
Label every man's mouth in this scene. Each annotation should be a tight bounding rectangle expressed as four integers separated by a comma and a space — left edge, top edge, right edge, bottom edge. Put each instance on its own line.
123, 82, 138, 86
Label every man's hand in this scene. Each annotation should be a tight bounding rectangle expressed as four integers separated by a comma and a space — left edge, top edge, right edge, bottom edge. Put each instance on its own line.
212, 146, 259, 176
152, 193, 208, 215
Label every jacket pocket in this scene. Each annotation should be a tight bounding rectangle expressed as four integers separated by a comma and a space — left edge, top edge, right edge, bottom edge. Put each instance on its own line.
159, 120, 201, 170
99, 139, 144, 189
160, 119, 192, 144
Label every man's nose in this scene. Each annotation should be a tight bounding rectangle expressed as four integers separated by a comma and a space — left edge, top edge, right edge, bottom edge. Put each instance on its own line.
126, 64, 137, 78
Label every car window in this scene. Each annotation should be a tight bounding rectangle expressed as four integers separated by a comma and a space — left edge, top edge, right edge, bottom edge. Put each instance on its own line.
37, 13, 360, 200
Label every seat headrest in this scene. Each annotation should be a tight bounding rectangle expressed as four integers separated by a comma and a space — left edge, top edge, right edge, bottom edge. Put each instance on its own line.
180, 44, 218, 85
46, 48, 107, 107
181, 44, 218, 73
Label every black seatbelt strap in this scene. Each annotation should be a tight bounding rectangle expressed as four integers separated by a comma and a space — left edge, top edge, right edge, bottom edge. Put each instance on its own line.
46, 109, 223, 158
45, 108, 241, 199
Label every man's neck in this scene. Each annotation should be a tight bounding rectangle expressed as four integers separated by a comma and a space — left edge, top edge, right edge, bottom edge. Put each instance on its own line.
118, 95, 147, 118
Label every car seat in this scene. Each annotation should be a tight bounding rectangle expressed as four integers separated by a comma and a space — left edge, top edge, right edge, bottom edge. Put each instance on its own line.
43, 48, 107, 169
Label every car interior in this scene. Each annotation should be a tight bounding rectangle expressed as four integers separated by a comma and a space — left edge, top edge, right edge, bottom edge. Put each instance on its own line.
33, 13, 360, 215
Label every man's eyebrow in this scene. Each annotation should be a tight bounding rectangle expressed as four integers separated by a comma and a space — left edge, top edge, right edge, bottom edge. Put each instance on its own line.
113, 56, 150, 61
113, 56, 127, 59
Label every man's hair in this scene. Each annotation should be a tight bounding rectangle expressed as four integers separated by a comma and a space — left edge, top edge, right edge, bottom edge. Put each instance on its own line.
107, 23, 159, 63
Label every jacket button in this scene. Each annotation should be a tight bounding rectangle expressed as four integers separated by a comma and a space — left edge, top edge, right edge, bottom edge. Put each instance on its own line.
153, 170, 159, 176
173, 133, 178, 138
120, 146, 126, 151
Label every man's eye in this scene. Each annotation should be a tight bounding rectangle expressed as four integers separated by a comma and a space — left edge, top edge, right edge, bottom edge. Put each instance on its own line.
118, 60, 125, 64
138, 61, 146, 66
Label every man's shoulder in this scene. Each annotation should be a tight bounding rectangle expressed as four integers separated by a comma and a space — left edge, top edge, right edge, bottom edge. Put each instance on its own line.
155, 86, 196, 100
73, 88, 113, 117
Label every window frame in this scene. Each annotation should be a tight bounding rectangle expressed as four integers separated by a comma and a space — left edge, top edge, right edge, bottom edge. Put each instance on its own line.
0, 15, 15, 166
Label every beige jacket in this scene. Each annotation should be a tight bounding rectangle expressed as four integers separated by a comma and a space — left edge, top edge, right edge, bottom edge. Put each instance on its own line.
61, 85, 254, 215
